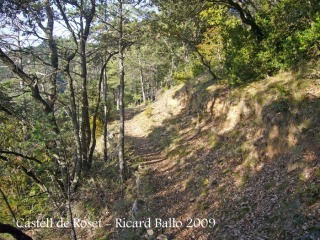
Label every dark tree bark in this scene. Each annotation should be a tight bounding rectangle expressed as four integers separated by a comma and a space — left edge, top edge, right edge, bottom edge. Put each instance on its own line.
0, 150, 42, 164
194, 47, 218, 81
55, 0, 82, 188
55, 0, 96, 181
226, 0, 263, 41
78, 0, 96, 168
0, 223, 33, 240
89, 52, 117, 165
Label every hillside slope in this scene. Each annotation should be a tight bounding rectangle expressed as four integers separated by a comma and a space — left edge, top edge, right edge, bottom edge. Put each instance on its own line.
124, 72, 320, 239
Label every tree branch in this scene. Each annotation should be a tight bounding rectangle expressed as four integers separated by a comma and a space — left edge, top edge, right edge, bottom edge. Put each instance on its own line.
0, 188, 17, 223
0, 150, 42, 164
0, 155, 49, 194
0, 104, 12, 115
0, 48, 53, 114
194, 46, 219, 80
0, 222, 33, 240
225, 0, 263, 41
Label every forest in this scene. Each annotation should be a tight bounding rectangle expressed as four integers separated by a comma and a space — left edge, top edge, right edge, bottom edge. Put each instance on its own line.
0, 0, 319, 239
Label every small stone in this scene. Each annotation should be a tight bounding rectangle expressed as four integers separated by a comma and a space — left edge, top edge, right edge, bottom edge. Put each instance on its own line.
147, 229, 154, 236
190, 197, 195, 202
157, 234, 168, 240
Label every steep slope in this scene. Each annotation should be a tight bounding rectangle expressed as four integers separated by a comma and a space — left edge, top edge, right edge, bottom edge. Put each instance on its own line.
125, 72, 320, 239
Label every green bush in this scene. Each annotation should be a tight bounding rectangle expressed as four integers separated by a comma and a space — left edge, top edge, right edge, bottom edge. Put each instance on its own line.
222, 21, 261, 84
217, 0, 320, 84
257, 0, 320, 71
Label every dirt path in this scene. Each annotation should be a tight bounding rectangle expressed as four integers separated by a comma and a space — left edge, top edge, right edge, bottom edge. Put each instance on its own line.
123, 85, 215, 239
125, 116, 213, 239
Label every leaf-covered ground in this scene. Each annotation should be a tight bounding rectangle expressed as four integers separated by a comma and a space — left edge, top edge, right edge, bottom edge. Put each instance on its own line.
123, 72, 320, 239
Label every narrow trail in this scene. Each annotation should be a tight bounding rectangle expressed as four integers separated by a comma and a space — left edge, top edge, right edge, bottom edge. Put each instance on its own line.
124, 108, 166, 165
122, 85, 211, 238
125, 116, 201, 239
119, 75, 320, 239
127, 132, 205, 239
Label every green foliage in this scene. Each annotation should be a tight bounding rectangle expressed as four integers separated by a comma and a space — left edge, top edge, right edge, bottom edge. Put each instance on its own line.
1, 0, 320, 238
296, 14, 320, 55
90, 116, 104, 137
275, 84, 290, 97
194, 0, 320, 84
0, 164, 50, 223
191, 62, 207, 77
256, 0, 320, 71
144, 106, 153, 118
218, 16, 260, 84
173, 70, 193, 82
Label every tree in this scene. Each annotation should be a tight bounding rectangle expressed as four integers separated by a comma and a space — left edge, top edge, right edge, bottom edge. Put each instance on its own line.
0, 1, 98, 238
118, 0, 128, 183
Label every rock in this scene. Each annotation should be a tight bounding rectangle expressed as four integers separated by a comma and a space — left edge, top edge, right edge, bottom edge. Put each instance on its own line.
147, 229, 154, 236
157, 234, 168, 240
189, 197, 195, 202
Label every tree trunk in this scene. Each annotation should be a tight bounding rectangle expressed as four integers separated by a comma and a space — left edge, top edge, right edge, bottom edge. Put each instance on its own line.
103, 65, 108, 161
138, 53, 146, 103
118, 0, 127, 183
79, 0, 95, 169
226, 0, 263, 41
89, 64, 105, 166
80, 37, 91, 168
194, 47, 218, 81
66, 72, 82, 189
44, 0, 58, 109
0, 223, 33, 240
66, 165, 77, 240
0, 48, 58, 132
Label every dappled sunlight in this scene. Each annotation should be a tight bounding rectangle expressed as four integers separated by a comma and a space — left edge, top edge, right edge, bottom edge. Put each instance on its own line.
303, 151, 318, 162
1, 0, 319, 239
287, 124, 299, 147
268, 125, 279, 140
300, 168, 313, 181
125, 84, 185, 138
121, 71, 320, 239
219, 103, 242, 134
255, 162, 265, 172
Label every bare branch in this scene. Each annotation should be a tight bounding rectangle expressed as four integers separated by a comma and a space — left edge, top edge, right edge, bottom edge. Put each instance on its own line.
0, 150, 42, 164
0, 188, 17, 223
